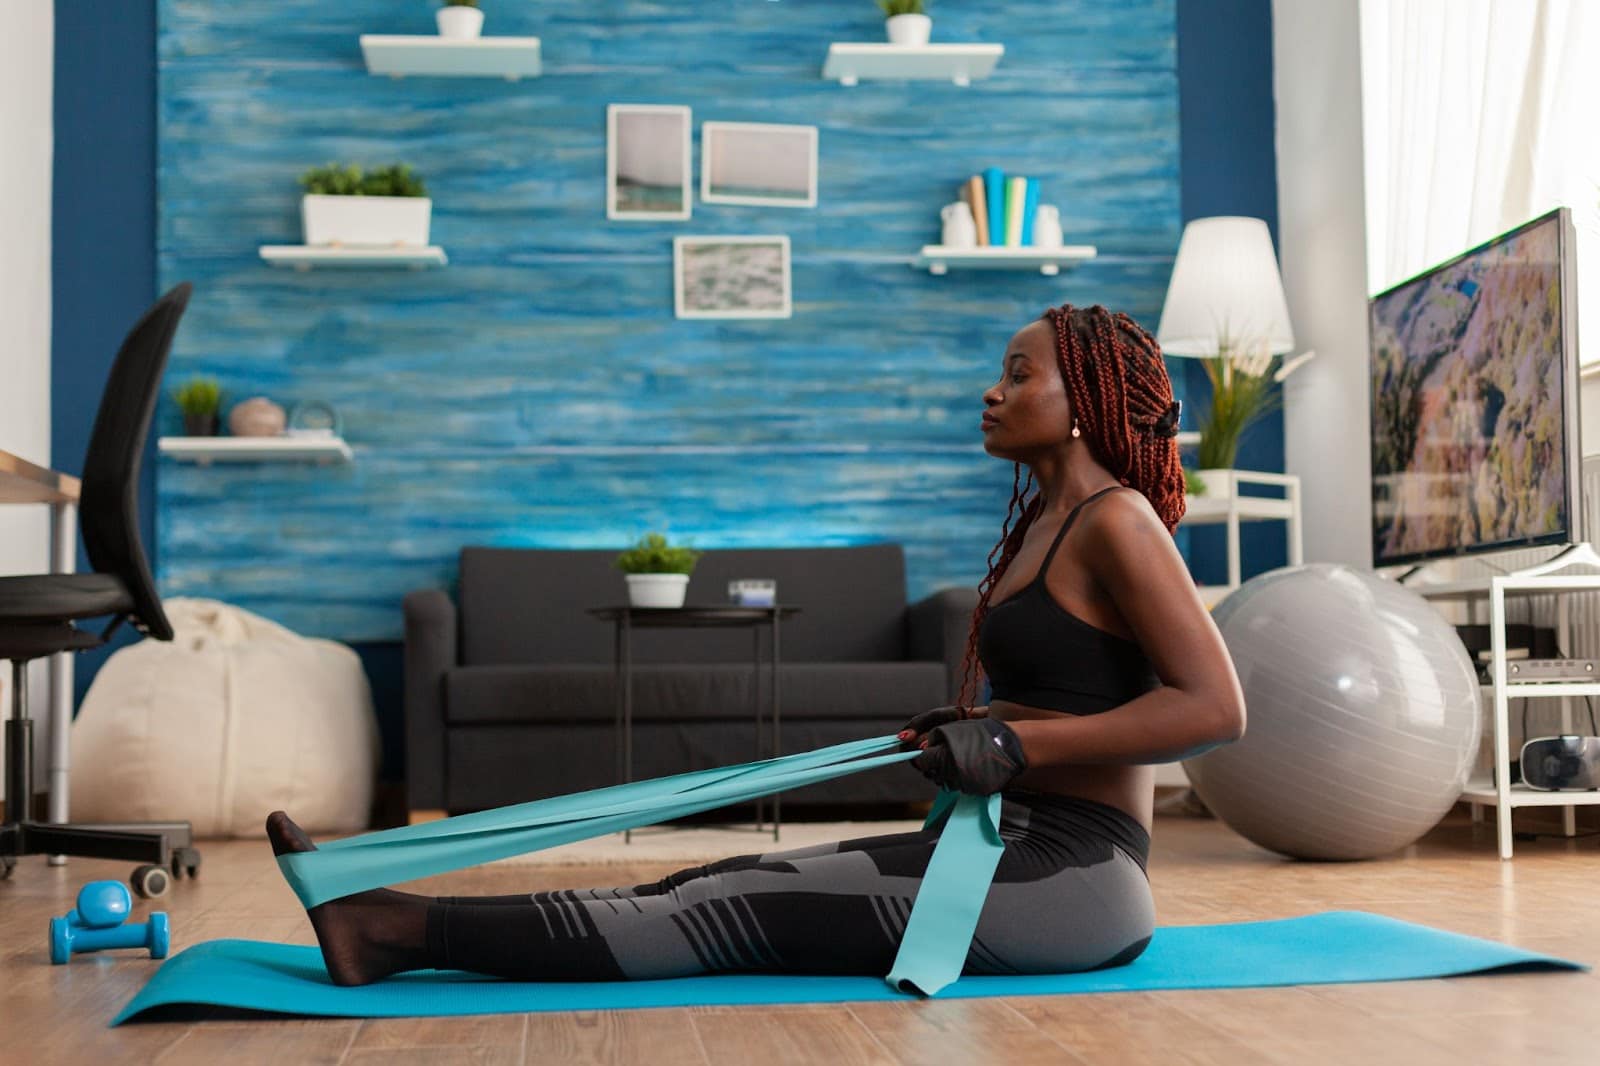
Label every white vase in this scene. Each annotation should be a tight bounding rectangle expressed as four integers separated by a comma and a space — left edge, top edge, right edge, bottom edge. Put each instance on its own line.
437, 6, 484, 39
940, 201, 977, 248
1033, 204, 1063, 248
886, 14, 932, 46
625, 573, 689, 608
1196, 468, 1236, 499
301, 195, 432, 247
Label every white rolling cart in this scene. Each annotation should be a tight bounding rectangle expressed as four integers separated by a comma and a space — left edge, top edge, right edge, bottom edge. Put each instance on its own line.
1408, 543, 1600, 859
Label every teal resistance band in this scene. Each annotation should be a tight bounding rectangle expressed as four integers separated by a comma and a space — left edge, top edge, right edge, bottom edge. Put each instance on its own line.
276, 735, 1005, 996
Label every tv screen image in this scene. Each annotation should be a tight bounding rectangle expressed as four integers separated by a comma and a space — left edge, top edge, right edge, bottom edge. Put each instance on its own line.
1369, 208, 1579, 568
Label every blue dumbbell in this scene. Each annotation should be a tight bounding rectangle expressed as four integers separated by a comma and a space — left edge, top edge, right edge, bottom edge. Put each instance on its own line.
49, 880, 169, 964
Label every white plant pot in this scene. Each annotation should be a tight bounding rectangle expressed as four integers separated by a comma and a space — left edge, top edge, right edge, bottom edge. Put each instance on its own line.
886, 14, 932, 46
1196, 468, 1236, 499
301, 195, 432, 248
625, 573, 689, 608
436, 6, 484, 39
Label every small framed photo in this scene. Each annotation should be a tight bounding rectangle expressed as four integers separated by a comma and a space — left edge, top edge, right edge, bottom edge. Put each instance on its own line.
673, 236, 792, 319
607, 104, 692, 220
701, 122, 819, 208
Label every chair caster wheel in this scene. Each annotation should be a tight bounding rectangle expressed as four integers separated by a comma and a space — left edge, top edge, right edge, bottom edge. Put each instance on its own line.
170, 847, 201, 880
0, 855, 14, 880
130, 864, 170, 899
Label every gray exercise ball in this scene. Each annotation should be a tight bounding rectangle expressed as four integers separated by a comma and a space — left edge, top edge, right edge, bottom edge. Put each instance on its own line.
1182, 564, 1481, 860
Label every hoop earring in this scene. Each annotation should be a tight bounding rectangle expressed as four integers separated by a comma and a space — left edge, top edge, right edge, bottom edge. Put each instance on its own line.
1071, 421, 1082, 439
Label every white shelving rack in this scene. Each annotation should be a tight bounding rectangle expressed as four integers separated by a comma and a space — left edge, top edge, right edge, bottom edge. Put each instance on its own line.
915, 245, 1097, 276
1179, 470, 1303, 607
159, 436, 354, 465
1406, 542, 1600, 859
359, 35, 543, 80
822, 43, 1003, 87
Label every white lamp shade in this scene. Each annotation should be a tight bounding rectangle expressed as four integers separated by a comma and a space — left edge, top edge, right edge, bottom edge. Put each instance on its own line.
1156, 216, 1295, 356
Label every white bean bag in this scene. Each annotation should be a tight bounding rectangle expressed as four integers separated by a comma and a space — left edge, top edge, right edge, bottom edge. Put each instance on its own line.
70, 597, 379, 838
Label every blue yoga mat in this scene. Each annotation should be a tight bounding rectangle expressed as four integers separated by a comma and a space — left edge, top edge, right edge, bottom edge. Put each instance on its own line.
112, 911, 1583, 1025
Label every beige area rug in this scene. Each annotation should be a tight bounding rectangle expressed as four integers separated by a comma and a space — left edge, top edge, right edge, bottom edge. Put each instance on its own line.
486, 819, 928, 867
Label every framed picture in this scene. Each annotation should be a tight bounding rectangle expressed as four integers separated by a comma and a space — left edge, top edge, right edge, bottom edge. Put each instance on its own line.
673, 236, 792, 319
607, 104, 692, 220
700, 122, 819, 208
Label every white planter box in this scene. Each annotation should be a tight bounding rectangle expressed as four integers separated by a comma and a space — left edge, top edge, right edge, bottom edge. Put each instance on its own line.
624, 573, 689, 608
886, 14, 932, 46
301, 195, 432, 248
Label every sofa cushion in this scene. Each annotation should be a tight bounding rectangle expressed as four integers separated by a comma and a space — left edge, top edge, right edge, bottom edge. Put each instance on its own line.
444, 661, 947, 725
458, 545, 910, 666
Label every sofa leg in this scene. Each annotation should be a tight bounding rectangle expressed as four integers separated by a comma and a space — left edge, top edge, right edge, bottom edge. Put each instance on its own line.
408, 808, 448, 826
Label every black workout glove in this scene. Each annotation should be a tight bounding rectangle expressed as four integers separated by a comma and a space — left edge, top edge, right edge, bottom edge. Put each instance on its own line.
910, 718, 1029, 795
896, 705, 968, 751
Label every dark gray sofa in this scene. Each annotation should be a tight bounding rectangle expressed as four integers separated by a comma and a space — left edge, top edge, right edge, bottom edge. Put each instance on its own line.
404, 544, 979, 817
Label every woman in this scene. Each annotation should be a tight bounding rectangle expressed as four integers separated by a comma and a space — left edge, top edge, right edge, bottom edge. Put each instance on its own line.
267, 302, 1246, 987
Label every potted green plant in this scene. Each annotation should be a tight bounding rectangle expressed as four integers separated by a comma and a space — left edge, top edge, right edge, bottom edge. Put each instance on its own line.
613, 532, 703, 608
438, 0, 483, 39
878, 0, 931, 46
298, 163, 431, 248
1183, 465, 1208, 498
173, 377, 223, 437
1195, 338, 1315, 498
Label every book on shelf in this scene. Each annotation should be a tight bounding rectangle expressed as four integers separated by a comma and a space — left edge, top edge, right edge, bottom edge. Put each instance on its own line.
963, 175, 990, 246
1005, 175, 1027, 246
983, 167, 1005, 251
1021, 177, 1039, 246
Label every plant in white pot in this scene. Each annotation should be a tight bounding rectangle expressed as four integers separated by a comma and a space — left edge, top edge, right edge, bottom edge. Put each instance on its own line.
299, 163, 432, 248
878, 0, 931, 46
614, 532, 703, 609
438, 0, 484, 39
1194, 338, 1316, 498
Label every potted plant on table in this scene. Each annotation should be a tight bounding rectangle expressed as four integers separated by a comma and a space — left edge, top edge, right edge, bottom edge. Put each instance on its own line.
878, 0, 931, 46
1195, 338, 1315, 498
298, 163, 431, 248
173, 377, 223, 437
438, 0, 484, 39
614, 532, 703, 608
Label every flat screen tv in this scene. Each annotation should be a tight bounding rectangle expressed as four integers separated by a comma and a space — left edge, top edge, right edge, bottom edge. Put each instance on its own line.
1369, 206, 1583, 569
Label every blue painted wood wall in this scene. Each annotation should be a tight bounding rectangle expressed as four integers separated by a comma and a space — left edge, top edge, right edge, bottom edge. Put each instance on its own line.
155, 0, 1185, 642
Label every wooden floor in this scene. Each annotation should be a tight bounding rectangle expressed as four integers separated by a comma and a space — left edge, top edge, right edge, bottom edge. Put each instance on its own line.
4, 804, 1599, 1066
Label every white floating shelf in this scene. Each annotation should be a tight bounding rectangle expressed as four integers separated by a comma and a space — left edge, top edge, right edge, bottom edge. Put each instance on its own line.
916, 245, 1096, 276
823, 43, 1003, 86
159, 436, 354, 465
359, 35, 543, 80
259, 245, 448, 270
1175, 430, 1200, 448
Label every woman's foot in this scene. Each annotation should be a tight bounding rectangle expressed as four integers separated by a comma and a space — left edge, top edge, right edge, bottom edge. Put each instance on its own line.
266, 810, 432, 986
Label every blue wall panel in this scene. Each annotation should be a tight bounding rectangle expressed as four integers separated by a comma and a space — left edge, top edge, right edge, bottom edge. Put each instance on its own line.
155, 0, 1187, 642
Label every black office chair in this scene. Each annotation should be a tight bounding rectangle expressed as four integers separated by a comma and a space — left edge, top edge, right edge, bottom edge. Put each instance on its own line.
0, 282, 200, 898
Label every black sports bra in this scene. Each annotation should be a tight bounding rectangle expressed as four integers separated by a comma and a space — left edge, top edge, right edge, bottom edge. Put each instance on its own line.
978, 486, 1160, 714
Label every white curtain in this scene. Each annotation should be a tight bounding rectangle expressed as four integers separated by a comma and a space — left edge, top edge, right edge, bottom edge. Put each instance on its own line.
1360, 0, 1600, 358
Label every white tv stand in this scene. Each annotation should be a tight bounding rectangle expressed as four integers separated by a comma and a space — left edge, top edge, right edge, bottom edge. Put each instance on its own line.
1402, 542, 1600, 859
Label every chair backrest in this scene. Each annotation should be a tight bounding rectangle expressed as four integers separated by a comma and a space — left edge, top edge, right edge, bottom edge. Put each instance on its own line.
79, 282, 193, 642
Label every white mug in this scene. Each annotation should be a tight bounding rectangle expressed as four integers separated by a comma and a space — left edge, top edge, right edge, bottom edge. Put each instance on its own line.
941, 201, 977, 248
1033, 204, 1063, 248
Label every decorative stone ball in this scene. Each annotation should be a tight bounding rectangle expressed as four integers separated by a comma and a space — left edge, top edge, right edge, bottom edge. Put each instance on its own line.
1182, 563, 1481, 861
229, 396, 287, 437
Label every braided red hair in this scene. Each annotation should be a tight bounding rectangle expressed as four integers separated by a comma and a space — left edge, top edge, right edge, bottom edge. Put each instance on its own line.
952, 304, 1186, 712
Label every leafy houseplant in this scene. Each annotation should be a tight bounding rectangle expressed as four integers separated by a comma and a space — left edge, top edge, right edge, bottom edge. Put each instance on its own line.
878, 0, 931, 45
1183, 465, 1208, 498
614, 533, 703, 608
438, 0, 484, 39
174, 376, 223, 437
1193, 336, 1315, 496
297, 163, 432, 248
